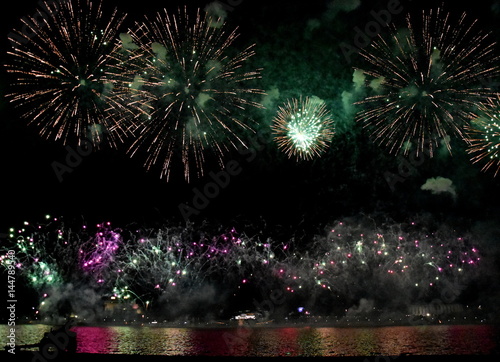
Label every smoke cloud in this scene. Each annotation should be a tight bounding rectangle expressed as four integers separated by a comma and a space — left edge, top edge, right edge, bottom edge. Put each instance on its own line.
40, 284, 104, 324
119, 33, 139, 50
261, 86, 280, 110
421, 176, 457, 198
326, 0, 362, 17
204, 2, 227, 28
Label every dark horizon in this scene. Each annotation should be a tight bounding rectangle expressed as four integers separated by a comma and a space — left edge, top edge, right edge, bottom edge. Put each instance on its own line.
0, 0, 500, 345
1, 0, 500, 231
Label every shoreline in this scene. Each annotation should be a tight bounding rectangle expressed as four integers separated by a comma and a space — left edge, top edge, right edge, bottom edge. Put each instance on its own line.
5, 317, 499, 329
2, 322, 498, 360
1, 351, 499, 361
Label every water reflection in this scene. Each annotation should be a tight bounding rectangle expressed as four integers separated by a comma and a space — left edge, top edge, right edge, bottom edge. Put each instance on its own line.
296, 327, 324, 356
188, 328, 244, 356
315, 327, 381, 356
74, 327, 118, 354
79, 327, 194, 355
1, 324, 497, 356
4, 324, 52, 347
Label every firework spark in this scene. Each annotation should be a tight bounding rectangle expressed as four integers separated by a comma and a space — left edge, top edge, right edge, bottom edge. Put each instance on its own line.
117, 7, 264, 181
466, 95, 500, 176
80, 223, 123, 285
272, 96, 335, 160
277, 218, 481, 311
355, 7, 499, 156
5, 0, 128, 147
0, 215, 483, 321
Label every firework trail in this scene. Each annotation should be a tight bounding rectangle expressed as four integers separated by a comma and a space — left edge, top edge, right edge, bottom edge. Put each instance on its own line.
0, 215, 484, 321
114, 7, 264, 181
112, 225, 217, 298
466, 95, 500, 176
5, 0, 128, 147
0, 215, 83, 291
355, 6, 499, 156
79, 222, 123, 287
272, 96, 335, 160
277, 218, 481, 312
0, 215, 90, 320
110, 225, 291, 305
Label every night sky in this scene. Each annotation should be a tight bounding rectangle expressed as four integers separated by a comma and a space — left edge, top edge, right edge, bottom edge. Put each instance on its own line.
2, 0, 500, 332
1, 0, 500, 241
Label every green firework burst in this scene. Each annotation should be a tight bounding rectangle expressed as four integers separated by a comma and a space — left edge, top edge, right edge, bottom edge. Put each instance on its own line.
272, 96, 334, 161
466, 96, 500, 176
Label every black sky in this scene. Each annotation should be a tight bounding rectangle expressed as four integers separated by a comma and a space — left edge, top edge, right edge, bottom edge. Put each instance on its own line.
1, 0, 499, 237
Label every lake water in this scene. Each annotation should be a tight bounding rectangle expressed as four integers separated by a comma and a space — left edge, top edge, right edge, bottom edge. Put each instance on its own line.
2, 324, 499, 356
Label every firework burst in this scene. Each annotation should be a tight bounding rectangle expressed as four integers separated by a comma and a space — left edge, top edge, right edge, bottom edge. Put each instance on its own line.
5, 0, 128, 147
466, 95, 500, 176
118, 7, 264, 181
355, 7, 499, 156
272, 96, 334, 160
277, 218, 481, 309
0, 214, 485, 321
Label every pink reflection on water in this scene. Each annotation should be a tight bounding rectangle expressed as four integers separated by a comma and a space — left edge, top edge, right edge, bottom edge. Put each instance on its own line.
189, 328, 251, 356
7, 324, 496, 356
74, 326, 118, 353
